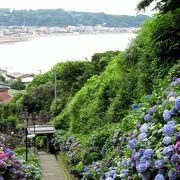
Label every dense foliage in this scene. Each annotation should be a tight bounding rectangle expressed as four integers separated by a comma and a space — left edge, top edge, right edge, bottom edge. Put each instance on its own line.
137, 0, 180, 13
0, 8, 150, 27
53, 11, 180, 134
10, 79, 25, 90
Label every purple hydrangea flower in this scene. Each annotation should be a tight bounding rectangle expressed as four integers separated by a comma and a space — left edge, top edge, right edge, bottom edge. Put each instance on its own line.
0, 160, 7, 169
168, 170, 177, 180
148, 106, 156, 115
154, 174, 165, 180
163, 145, 175, 157
140, 124, 149, 133
0, 177, 4, 180
143, 149, 154, 159
175, 141, 180, 154
138, 133, 147, 141
176, 163, 180, 174
176, 132, 180, 142
136, 163, 148, 173
163, 136, 171, 145
175, 96, 180, 110
154, 160, 164, 169
162, 124, 174, 136
163, 110, 171, 122
171, 153, 180, 164
144, 114, 152, 122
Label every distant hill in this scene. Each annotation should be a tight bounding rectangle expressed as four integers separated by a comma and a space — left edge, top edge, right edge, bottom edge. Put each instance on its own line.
0, 8, 150, 27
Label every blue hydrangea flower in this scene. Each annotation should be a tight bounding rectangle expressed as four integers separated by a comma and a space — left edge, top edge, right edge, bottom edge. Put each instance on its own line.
163, 136, 171, 145
141, 112, 145, 119
162, 100, 168, 107
139, 156, 151, 168
167, 120, 176, 126
140, 124, 149, 133
138, 133, 147, 141
134, 152, 141, 161
167, 91, 176, 99
136, 123, 141, 129
112, 138, 116, 144
170, 81, 177, 88
121, 160, 127, 167
154, 160, 164, 169
154, 174, 165, 180
163, 110, 171, 122
176, 78, 180, 86
132, 104, 138, 111
163, 145, 175, 157
162, 88, 169, 95
175, 96, 180, 110
113, 173, 117, 179
128, 139, 135, 150
162, 124, 174, 136
163, 156, 170, 163
168, 170, 177, 180
144, 114, 152, 122
148, 106, 156, 115
136, 163, 148, 173
143, 149, 154, 159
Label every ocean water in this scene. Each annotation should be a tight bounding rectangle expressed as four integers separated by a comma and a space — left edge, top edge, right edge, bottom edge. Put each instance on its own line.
0, 33, 135, 74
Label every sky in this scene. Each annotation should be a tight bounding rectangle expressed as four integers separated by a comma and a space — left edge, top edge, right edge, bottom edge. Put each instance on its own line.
0, 0, 155, 15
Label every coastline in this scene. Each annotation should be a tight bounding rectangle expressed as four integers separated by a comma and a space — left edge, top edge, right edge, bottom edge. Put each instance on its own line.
0, 35, 33, 44
0, 31, 135, 45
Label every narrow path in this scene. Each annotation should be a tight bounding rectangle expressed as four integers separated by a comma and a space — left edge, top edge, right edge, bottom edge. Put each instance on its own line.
39, 151, 67, 180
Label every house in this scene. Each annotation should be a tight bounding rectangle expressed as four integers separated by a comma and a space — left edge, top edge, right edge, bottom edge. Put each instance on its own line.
0, 83, 11, 105
20, 73, 35, 86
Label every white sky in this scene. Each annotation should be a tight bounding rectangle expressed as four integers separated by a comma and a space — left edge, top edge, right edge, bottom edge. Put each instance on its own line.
0, 0, 155, 15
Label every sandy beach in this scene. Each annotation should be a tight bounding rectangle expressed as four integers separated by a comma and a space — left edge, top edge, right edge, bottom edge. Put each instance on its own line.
0, 36, 33, 44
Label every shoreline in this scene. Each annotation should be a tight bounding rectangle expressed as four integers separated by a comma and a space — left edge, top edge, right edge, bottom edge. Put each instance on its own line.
0, 31, 135, 45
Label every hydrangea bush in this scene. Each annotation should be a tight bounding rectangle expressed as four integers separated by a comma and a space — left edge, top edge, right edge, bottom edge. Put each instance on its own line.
0, 144, 42, 180
53, 75, 179, 179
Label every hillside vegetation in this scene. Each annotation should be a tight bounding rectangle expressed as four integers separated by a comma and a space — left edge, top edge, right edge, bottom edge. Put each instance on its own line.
0, 8, 149, 27
0, 1, 180, 179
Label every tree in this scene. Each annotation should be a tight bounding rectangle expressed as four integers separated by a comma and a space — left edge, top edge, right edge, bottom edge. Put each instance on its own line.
10, 78, 25, 90
0, 75, 5, 82
137, 0, 180, 13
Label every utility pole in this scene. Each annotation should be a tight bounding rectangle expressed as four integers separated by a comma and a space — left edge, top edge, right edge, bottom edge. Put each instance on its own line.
37, 70, 42, 74
54, 66, 57, 101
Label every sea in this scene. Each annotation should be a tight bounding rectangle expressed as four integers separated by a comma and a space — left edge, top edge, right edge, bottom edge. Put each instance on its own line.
0, 33, 135, 74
